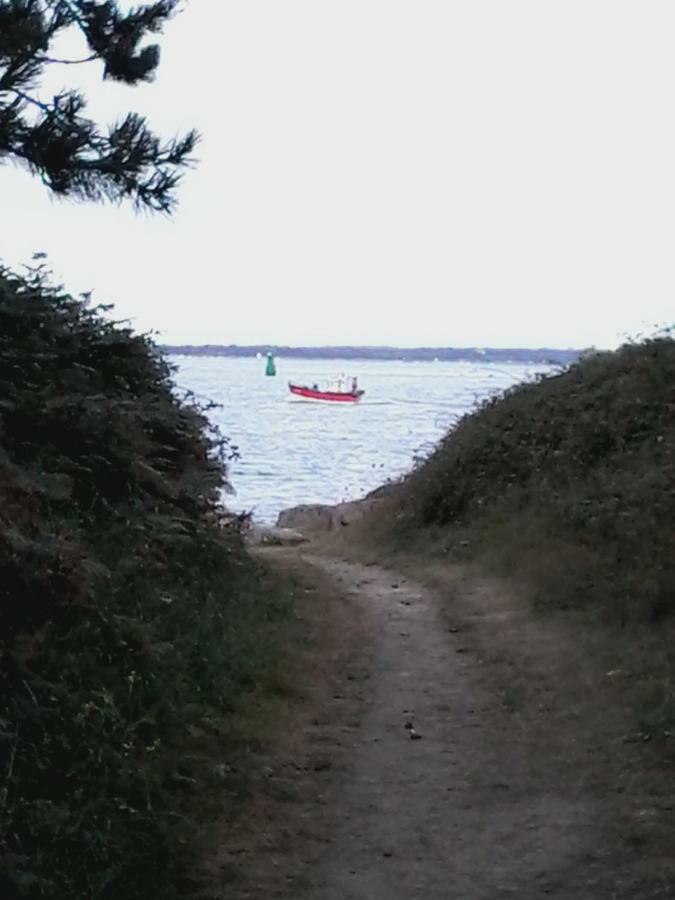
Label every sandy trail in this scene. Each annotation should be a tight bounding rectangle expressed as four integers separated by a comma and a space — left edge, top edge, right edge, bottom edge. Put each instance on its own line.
202, 547, 674, 900
290, 553, 611, 900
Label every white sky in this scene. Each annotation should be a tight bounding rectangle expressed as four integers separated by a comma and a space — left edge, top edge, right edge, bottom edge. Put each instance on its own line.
2, 1, 674, 348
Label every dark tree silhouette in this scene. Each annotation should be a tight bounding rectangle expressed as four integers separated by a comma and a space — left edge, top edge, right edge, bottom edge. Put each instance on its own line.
0, 0, 198, 212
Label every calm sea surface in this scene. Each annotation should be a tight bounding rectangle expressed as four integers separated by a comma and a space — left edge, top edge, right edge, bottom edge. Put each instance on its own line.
169, 356, 556, 524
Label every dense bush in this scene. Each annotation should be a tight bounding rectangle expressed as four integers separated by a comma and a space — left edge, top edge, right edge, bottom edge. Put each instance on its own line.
393, 337, 675, 621
0, 265, 283, 898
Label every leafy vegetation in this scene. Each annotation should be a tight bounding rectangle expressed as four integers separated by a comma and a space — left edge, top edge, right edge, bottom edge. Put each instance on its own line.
0, 264, 286, 898
388, 336, 675, 623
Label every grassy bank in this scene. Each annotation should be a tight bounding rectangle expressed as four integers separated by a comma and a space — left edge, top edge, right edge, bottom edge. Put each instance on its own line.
382, 336, 674, 624
0, 265, 288, 899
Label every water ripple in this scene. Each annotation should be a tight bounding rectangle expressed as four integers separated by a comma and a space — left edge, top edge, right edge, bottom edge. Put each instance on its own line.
170, 356, 554, 523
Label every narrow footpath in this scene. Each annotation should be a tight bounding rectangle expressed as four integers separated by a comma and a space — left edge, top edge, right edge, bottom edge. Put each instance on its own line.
200, 544, 675, 900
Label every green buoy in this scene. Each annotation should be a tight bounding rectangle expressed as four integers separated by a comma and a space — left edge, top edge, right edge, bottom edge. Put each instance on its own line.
265, 352, 276, 376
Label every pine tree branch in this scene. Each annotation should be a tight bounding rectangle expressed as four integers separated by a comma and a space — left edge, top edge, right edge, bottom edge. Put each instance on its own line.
7, 88, 49, 114
0, 0, 196, 211
36, 54, 97, 66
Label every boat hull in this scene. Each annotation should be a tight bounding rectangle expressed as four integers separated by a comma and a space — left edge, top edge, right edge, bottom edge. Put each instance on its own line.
289, 383, 364, 403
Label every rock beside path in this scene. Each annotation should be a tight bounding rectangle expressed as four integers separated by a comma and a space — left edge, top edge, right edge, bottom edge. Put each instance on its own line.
277, 496, 382, 533
247, 525, 308, 546
276, 504, 336, 532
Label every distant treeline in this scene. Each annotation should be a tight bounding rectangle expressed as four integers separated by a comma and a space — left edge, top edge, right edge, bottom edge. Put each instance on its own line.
162, 345, 582, 365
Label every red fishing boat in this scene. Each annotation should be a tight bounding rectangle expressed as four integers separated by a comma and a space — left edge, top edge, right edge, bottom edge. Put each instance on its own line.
288, 375, 364, 403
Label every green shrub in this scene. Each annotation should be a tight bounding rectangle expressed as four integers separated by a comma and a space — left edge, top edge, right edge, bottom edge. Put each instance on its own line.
391, 336, 675, 621
0, 264, 285, 898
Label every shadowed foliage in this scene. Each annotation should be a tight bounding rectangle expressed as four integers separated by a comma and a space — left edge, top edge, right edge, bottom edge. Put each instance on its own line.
0, 264, 286, 898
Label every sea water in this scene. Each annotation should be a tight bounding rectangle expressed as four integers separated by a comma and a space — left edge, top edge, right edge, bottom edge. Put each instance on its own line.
169, 356, 557, 523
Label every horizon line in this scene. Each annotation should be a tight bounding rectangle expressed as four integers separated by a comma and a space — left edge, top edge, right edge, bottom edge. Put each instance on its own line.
160, 342, 587, 352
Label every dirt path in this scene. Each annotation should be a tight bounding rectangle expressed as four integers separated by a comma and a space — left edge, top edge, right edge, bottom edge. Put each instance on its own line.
293, 553, 602, 899
200, 546, 675, 899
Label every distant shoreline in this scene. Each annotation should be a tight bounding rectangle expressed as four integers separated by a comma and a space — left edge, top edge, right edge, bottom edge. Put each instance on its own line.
162, 345, 582, 365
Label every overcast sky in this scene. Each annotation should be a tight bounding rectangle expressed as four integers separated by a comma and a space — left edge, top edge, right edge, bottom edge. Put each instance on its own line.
2, 1, 674, 348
